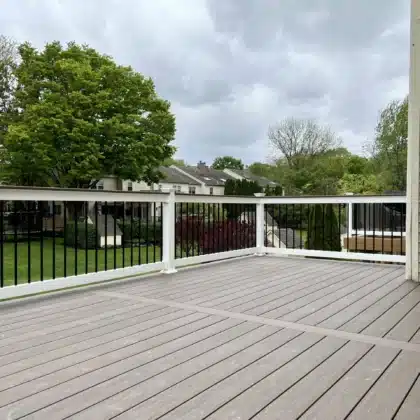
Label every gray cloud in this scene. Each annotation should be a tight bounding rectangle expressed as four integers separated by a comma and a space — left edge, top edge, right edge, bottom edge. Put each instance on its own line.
0, 0, 410, 163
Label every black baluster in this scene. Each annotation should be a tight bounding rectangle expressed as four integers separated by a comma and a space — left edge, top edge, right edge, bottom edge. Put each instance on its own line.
0, 201, 3, 287
153, 202, 156, 262
130, 202, 133, 266
95, 202, 99, 272
146, 203, 150, 264
363, 203, 367, 252
52, 201, 56, 279
14, 201, 18, 285
40, 201, 44, 281
85, 202, 89, 273
160, 203, 163, 261
104, 202, 108, 271
74, 203, 78, 276
113, 201, 117, 270
27, 201, 31, 283
122, 203, 126, 268
63, 202, 67, 277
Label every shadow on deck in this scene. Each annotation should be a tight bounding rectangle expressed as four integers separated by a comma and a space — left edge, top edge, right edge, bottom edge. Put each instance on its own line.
0, 256, 419, 419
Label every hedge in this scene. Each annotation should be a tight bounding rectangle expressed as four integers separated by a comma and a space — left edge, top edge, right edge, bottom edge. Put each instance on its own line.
64, 222, 99, 249
118, 219, 162, 245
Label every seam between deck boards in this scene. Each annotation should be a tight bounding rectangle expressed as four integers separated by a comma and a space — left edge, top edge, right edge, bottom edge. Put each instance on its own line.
96, 290, 420, 354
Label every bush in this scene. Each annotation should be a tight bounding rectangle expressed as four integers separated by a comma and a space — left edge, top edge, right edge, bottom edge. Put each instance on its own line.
305, 204, 341, 251
175, 216, 256, 255
64, 221, 99, 249
118, 219, 162, 245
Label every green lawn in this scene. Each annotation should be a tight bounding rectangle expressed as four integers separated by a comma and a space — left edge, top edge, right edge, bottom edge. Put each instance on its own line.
1, 238, 161, 287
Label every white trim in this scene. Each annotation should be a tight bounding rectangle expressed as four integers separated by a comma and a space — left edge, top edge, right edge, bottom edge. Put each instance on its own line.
0, 262, 164, 300
264, 247, 406, 264
174, 248, 257, 268
350, 230, 406, 237
0, 187, 168, 203
263, 196, 406, 205
174, 195, 260, 204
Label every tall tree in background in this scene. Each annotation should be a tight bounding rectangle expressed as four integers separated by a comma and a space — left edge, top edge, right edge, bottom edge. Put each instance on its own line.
0, 41, 176, 187
268, 117, 341, 169
212, 156, 244, 170
0, 35, 17, 144
370, 97, 408, 191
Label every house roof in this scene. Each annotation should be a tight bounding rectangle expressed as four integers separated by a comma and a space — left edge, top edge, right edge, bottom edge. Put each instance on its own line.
158, 166, 200, 186
176, 166, 236, 186
229, 169, 280, 187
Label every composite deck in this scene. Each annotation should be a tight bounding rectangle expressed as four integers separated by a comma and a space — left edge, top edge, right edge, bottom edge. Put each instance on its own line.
0, 256, 419, 419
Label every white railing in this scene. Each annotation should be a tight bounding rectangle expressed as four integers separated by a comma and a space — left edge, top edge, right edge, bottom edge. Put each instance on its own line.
0, 186, 407, 300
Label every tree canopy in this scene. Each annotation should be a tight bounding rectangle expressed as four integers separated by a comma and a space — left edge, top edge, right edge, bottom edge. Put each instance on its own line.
0, 41, 176, 187
268, 118, 341, 169
370, 97, 408, 191
0, 35, 17, 144
212, 155, 244, 170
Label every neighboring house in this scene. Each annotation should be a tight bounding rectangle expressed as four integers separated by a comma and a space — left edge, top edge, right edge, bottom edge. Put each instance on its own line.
171, 161, 236, 195
223, 168, 282, 191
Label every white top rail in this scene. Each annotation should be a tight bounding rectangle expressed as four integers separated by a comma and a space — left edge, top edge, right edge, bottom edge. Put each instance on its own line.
0, 186, 407, 205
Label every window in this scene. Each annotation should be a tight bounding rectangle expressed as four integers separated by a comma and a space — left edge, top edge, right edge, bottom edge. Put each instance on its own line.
209, 187, 214, 195
127, 182, 133, 191
189, 186, 196, 195
177, 185, 181, 193
97, 181, 104, 190
158, 184, 162, 191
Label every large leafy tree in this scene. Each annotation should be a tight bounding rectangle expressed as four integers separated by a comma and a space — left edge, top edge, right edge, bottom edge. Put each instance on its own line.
1, 41, 176, 187
0, 35, 17, 144
370, 97, 407, 191
212, 156, 244, 170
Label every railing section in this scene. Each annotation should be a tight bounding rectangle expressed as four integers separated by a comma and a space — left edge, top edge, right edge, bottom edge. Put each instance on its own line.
0, 188, 407, 299
263, 195, 406, 263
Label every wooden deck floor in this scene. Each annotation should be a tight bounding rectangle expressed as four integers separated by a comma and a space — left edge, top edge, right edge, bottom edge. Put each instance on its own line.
0, 256, 419, 419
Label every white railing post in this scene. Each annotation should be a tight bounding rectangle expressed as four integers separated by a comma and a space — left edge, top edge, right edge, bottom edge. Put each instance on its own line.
345, 192, 354, 235
406, 0, 420, 282
255, 193, 265, 256
161, 188, 177, 274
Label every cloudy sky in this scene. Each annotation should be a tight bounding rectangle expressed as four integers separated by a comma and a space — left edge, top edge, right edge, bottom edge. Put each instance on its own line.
1, 0, 410, 165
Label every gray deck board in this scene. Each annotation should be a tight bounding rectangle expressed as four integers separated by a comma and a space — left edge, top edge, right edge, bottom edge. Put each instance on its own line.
0, 256, 418, 419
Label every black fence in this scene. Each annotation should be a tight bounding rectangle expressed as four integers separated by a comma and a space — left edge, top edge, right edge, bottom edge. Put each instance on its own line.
0, 200, 163, 287
265, 202, 405, 257
174, 202, 257, 259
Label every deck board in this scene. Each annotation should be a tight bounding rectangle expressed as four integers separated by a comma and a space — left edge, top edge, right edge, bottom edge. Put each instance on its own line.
0, 255, 419, 419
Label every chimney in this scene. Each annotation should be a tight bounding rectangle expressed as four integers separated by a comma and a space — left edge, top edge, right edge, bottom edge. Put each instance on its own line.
197, 161, 209, 173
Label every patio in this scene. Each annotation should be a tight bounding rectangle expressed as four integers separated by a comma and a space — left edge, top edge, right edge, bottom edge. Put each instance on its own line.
0, 255, 419, 420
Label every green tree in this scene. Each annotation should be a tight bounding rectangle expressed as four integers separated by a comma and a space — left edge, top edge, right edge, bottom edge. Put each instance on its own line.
370, 97, 407, 191
337, 173, 382, 195
212, 156, 244, 170
0, 41, 176, 188
223, 178, 262, 219
164, 157, 186, 166
0, 35, 17, 144
306, 204, 341, 251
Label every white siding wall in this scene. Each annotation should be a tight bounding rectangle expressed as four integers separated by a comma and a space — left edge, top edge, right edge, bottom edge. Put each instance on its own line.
101, 177, 118, 190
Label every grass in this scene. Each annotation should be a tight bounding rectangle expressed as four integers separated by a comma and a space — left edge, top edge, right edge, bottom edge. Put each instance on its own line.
1, 238, 161, 287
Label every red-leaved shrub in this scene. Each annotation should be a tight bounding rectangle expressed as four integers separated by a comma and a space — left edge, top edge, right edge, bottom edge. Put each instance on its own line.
175, 216, 256, 256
